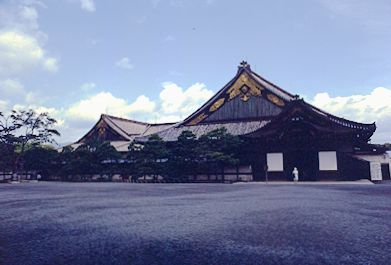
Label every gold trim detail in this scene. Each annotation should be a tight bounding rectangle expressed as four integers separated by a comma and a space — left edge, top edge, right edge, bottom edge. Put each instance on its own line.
98, 126, 106, 137
267, 93, 285, 107
187, 113, 208, 125
209, 98, 225, 112
226, 73, 262, 101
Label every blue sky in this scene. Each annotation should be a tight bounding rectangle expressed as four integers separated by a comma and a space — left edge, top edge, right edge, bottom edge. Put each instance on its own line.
1, 0, 391, 143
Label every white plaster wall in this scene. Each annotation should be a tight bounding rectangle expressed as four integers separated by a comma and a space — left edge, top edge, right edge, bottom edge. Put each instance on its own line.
319, 151, 338, 171
370, 162, 382, 180
267, 153, 284, 172
355, 154, 391, 180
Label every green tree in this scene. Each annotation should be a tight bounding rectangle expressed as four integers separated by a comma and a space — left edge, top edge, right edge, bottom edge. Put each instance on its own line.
0, 111, 17, 145
0, 112, 16, 172
199, 128, 243, 182
1, 110, 60, 180
0, 142, 15, 173
168, 130, 199, 181
126, 140, 143, 181
135, 134, 169, 181
23, 146, 59, 179
60, 139, 120, 181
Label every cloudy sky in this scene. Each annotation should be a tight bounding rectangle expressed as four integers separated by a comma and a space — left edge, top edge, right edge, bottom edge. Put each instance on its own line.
1, 0, 391, 144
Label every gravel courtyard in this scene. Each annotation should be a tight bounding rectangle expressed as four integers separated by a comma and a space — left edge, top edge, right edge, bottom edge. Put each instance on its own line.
1, 182, 391, 265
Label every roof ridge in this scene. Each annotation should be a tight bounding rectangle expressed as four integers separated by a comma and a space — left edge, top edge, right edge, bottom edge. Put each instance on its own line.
149, 122, 177, 126
102, 114, 177, 126
101, 114, 149, 125
102, 115, 133, 139
250, 70, 295, 98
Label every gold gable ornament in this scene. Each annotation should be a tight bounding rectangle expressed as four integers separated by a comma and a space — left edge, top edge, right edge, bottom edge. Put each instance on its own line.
187, 113, 208, 126
98, 126, 106, 137
209, 98, 225, 112
226, 73, 262, 102
266, 94, 285, 107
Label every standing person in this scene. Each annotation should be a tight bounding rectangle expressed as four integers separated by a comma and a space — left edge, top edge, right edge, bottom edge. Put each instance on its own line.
293, 167, 299, 183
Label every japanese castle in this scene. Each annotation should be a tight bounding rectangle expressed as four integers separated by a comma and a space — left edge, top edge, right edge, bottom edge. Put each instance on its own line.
75, 62, 391, 181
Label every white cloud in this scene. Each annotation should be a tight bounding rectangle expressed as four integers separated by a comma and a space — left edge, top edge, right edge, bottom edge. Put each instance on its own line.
24, 90, 48, 105
43, 57, 58, 72
0, 100, 8, 111
19, 5, 39, 30
150, 115, 181, 124
0, 4, 43, 33
65, 91, 155, 121
159, 82, 184, 114
310, 87, 391, 143
128, 95, 156, 114
80, 0, 96, 12
115, 57, 134, 70
311, 87, 391, 122
58, 82, 212, 140
0, 30, 58, 76
12, 103, 57, 114
0, 79, 24, 96
0, 2, 57, 77
159, 82, 213, 117
44, 81, 211, 141
0, 78, 43, 104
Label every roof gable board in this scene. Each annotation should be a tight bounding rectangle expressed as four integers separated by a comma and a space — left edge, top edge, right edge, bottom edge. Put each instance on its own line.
182, 62, 292, 126
77, 116, 130, 143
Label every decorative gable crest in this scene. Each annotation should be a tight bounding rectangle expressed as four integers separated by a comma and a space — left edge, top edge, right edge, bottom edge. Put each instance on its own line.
226, 73, 262, 102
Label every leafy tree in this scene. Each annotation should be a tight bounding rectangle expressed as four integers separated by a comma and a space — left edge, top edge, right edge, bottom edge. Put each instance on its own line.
167, 130, 199, 181
59, 139, 120, 181
199, 128, 243, 181
23, 146, 59, 179
0, 110, 60, 179
126, 140, 144, 181
0, 142, 15, 172
11, 109, 60, 151
0, 111, 18, 145
132, 134, 169, 181
0, 112, 17, 172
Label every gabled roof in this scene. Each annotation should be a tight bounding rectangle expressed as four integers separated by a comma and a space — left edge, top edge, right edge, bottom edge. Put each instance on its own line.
75, 61, 378, 146
180, 61, 294, 126
76, 114, 175, 143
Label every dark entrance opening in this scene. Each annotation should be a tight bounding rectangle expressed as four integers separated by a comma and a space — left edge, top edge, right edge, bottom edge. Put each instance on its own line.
280, 122, 319, 181
284, 149, 318, 181
381, 164, 391, 180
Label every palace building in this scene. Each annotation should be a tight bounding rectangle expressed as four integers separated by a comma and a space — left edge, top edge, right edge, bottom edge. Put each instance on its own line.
75, 62, 391, 181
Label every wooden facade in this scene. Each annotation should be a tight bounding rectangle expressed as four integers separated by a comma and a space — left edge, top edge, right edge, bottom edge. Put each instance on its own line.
75, 61, 391, 181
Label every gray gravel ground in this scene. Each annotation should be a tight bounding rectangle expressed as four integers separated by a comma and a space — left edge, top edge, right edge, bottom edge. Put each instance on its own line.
1, 182, 391, 265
